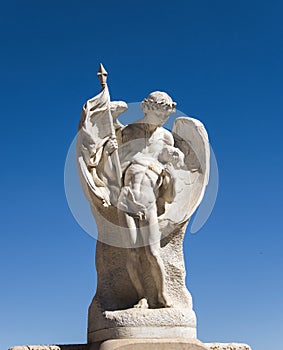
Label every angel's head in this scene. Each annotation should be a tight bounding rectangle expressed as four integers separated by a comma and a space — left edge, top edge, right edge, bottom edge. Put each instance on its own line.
159, 145, 185, 169
141, 91, 176, 126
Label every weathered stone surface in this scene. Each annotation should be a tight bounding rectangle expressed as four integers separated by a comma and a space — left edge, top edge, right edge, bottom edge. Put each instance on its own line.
9, 341, 253, 350
94, 338, 208, 350
89, 324, 196, 344
87, 224, 197, 342
9, 346, 87, 350
204, 344, 252, 350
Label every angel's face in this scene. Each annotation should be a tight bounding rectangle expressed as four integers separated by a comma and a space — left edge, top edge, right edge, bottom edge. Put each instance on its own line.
159, 146, 185, 168
147, 109, 170, 126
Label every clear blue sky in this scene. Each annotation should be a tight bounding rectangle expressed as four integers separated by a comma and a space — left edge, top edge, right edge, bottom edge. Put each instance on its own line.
0, 1, 282, 349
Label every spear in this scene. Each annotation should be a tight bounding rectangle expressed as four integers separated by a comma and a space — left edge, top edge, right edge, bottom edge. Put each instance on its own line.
97, 63, 122, 188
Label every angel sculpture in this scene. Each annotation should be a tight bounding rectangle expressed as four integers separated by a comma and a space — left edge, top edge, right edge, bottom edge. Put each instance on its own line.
77, 64, 210, 341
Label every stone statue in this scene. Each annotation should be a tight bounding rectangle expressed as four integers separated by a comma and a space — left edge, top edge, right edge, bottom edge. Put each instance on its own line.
8, 64, 253, 350
76, 64, 210, 343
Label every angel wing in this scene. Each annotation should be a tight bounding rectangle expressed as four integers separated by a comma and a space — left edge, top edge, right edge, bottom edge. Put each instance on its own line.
76, 87, 127, 207
159, 117, 210, 228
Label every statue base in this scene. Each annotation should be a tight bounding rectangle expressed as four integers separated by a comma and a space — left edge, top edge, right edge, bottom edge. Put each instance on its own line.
91, 338, 208, 349
88, 307, 197, 343
9, 341, 252, 350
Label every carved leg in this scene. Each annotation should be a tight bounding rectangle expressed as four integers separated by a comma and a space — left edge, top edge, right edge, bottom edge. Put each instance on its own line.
144, 242, 173, 308
127, 248, 148, 308
118, 210, 138, 248
118, 210, 148, 307
140, 212, 173, 308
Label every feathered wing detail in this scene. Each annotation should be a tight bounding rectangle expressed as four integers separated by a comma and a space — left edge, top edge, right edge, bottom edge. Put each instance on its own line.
159, 117, 210, 228
76, 88, 127, 207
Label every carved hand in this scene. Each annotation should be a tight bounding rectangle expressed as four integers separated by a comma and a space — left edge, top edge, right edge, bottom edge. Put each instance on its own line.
164, 163, 176, 179
104, 137, 118, 155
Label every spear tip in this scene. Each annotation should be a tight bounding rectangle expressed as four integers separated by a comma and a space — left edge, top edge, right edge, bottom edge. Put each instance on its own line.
98, 63, 108, 74
97, 63, 108, 88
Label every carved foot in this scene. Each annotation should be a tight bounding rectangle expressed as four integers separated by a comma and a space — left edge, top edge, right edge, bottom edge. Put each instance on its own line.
134, 298, 149, 309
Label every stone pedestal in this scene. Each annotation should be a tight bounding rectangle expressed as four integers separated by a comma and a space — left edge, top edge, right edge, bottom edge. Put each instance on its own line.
9, 341, 252, 350
91, 338, 208, 350
88, 306, 196, 343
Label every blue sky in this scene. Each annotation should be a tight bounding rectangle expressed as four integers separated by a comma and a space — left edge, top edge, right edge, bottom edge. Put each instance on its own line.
0, 1, 282, 349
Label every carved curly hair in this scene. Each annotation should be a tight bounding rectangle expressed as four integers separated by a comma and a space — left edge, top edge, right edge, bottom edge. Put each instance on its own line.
141, 91, 176, 114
